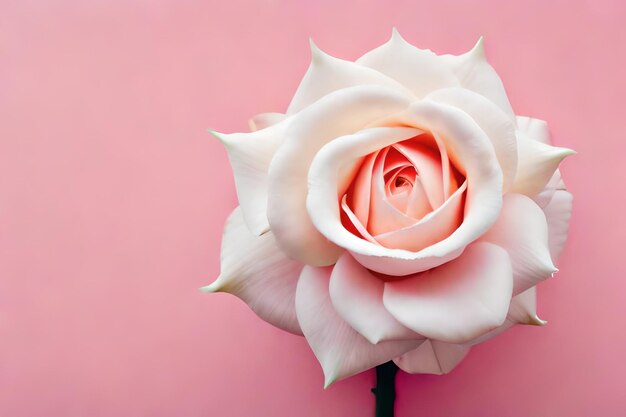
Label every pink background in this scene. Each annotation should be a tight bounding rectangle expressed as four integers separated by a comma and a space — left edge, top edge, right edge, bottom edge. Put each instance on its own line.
1, 1, 625, 416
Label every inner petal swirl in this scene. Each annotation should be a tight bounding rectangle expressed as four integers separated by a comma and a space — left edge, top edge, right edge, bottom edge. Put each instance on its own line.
341, 132, 467, 252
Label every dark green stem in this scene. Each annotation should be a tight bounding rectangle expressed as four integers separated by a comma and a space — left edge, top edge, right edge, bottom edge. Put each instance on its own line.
372, 361, 399, 417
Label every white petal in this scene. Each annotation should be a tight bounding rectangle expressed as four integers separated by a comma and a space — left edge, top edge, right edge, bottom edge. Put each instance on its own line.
394, 340, 470, 375
468, 286, 546, 346
211, 117, 291, 235
201, 207, 303, 335
287, 39, 412, 114
268, 85, 412, 266
479, 193, 556, 295
440, 37, 515, 119
307, 100, 502, 276
329, 253, 420, 344
516, 116, 550, 144
296, 265, 422, 387
533, 169, 565, 208
356, 28, 458, 98
248, 112, 286, 132
510, 132, 575, 197
543, 190, 573, 262
427, 87, 518, 191
506, 287, 547, 326
383, 242, 513, 344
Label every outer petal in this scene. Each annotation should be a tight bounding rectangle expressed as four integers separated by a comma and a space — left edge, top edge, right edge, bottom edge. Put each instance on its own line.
506, 287, 547, 326
287, 40, 411, 114
329, 253, 420, 344
533, 169, 565, 208
308, 100, 502, 276
479, 193, 557, 294
201, 208, 303, 335
440, 37, 515, 120
543, 190, 573, 262
394, 340, 470, 375
296, 265, 422, 387
516, 116, 550, 144
427, 87, 518, 191
468, 286, 546, 346
248, 112, 286, 132
509, 132, 575, 197
268, 85, 412, 266
211, 117, 290, 235
356, 28, 459, 98
383, 242, 513, 344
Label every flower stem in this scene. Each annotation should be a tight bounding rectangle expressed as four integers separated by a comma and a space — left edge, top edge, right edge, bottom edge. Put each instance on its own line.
372, 361, 399, 417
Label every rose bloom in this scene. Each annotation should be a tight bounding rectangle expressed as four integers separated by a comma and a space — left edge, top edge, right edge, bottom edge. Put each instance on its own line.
204, 30, 574, 386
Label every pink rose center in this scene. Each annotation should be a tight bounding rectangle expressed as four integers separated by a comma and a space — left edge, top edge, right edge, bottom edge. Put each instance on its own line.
340, 132, 467, 252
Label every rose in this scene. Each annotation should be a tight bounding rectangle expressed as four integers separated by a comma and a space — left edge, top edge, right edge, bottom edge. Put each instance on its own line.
203, 29, 574, 386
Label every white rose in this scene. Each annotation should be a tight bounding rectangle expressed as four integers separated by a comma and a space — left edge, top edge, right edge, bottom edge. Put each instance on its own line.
204, 29, 574, 386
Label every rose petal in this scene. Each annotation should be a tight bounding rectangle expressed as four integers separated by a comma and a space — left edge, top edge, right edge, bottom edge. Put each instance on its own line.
479, 193, 556, 295
373, 181, 467, 252
210, 118, 291, 236
287, 39, 412, 114
393, 141, 445, 208
201, 207, 303, 335
357, 28, 459, 98
368, 147, 419, 235
440, 37, 515, 119
340, 195, 379, 244
296, 265, 423, 387
516, 116, 550, 144
543, 190, 573, 262
329, 253, 420, 344
427, 87, 517, 191
248, 112, 286, 132
383, 242, 513, 344
394, 340, 470, 375
350, 151, 377, 227
509, 132, 575, 197
308, 100, 503, 276
268, 85, 413, 266
405, 177, 434, 219
383, 147, 411, 174
467, 286, 546, 346
506, 287, 547, 326
533, 169, 565, 208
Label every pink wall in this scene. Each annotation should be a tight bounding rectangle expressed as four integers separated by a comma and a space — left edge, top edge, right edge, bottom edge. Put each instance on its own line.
1, 1, 624, 416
